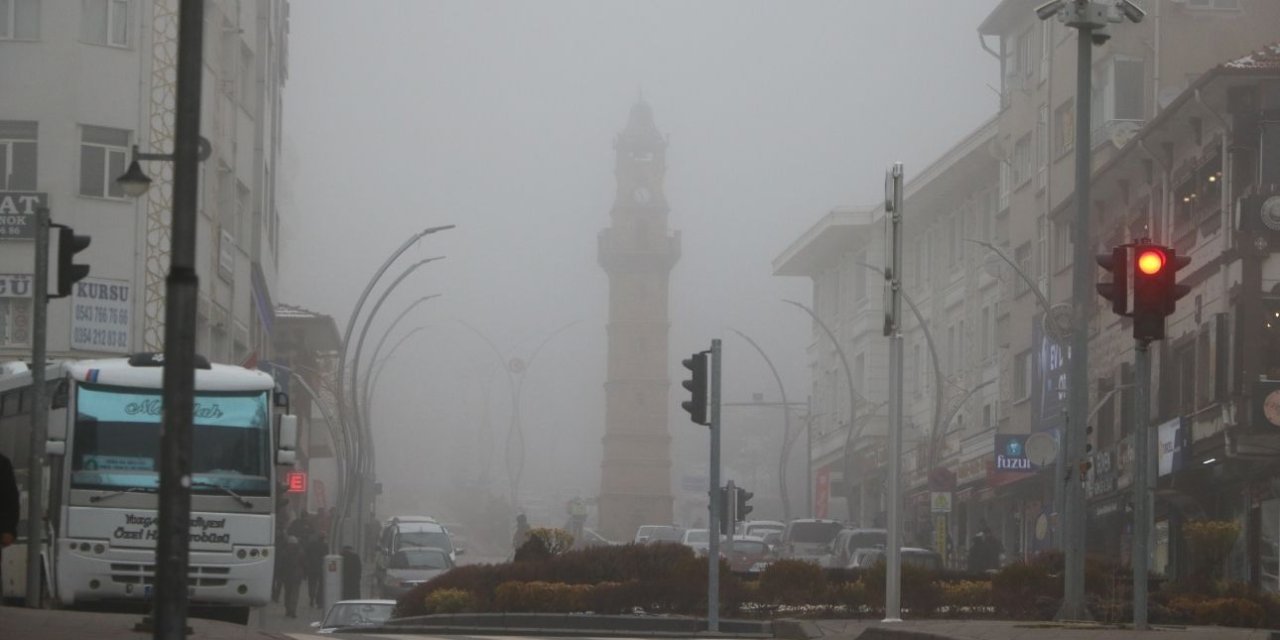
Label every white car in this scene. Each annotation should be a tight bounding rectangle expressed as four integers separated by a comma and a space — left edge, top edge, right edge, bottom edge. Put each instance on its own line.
310, 599, 396, 634
681, 528, 712, 554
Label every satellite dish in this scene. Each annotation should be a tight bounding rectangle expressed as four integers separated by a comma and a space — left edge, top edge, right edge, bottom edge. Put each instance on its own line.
1026, 432, 1058, 466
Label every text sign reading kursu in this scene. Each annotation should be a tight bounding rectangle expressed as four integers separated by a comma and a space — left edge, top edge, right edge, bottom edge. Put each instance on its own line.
71, 278, 131, 353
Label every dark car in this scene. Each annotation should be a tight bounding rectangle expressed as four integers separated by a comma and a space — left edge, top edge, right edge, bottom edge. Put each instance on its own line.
849, 547, 943, 572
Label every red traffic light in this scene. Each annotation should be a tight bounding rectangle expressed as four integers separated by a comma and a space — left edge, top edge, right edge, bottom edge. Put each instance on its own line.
1136, 249, 1165, 275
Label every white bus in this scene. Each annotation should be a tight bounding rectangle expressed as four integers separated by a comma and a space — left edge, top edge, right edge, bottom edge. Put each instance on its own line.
0, 354, 298, 623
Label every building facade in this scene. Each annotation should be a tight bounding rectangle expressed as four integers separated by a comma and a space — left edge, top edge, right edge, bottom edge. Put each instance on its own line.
778, 0, 1280, 579
0, 0, 289, 366
597, 100, 681, 541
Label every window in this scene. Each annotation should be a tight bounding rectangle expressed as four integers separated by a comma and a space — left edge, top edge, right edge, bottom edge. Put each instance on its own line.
239, 43, 256, 110
1185, 0, 1240, 9
1053, 219, 1073, 272
1014, 350, 1031, 402
981, 306, 991, 358
1013, 134, 1033, 188
1092, 57, 1145, 145
0, 0, 39, 40
946, 216, 957, 266
0, 295, 32, 347
1054, 100, 1074, 157
1014, 242, 1032, 297
983, 403, 993, 430
79, 125, 129, 199
1040, 20, 1052, 79
0, 121, 37, 190
998, 162, 1011, 211
82, 0, 129, 47
1036, 105, 1048, 190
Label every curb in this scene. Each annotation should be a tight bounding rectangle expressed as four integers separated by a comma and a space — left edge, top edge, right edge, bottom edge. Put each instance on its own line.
372, 614, 774, 638
854, 627, 959, 640
773, 619, 824, 640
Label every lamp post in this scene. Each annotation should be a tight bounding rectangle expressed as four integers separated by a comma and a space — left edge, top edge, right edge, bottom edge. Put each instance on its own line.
359, 295, 441, 424
459, 320, 578, 509
335, 226, 452, 553
728, 329, 794, 522
783, 300, 870, 522
110, 1, 207, 635
1035, 0, 1144, 620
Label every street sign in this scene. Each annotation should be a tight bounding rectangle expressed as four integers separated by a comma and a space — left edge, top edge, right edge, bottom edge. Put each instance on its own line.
286, 471, 307, 493
0, 192, 47, 240
930, 492, 952, 513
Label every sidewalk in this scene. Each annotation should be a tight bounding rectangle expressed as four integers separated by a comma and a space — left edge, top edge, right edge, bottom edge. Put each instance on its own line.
804, 618, 1279, 640
0, 606, 286, 640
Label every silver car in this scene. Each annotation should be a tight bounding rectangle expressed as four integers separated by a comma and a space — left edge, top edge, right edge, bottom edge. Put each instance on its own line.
377, 547, 455, 599
310, 599, 396, 634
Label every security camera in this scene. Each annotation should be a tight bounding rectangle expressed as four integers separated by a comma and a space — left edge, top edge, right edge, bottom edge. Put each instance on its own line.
1117, 0, 1146, 23
1035, 0, 1065, 21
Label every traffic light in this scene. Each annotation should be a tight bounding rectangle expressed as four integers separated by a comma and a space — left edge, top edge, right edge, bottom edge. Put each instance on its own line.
681, 351, 709, 426
52, 224, 91, 299
717, 486, 730, 534
1096, 246, 1128, 316
735, 488, 753, 522
1130, 243, 1190, 341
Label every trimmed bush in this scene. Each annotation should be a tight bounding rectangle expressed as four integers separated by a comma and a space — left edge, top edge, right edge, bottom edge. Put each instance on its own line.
861, 561, 942, 617
939, 580, 992, 611
990, 561, 1059, 619
759, 559, 827, 606
422, 588, 475, 614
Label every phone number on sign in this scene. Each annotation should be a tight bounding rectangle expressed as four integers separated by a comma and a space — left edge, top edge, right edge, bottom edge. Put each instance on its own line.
73, 327, 128, 349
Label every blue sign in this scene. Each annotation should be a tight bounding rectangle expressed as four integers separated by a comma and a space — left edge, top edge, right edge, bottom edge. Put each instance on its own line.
1032, 315, 1069, 433
994, 434, 1036, 472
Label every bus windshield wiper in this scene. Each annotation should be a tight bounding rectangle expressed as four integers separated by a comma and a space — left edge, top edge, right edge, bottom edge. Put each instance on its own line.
88, 486, 158, 503
191, 481, 253, 509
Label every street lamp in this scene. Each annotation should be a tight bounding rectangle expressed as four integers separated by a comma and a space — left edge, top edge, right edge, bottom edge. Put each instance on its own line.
728, 329, 794, 522
115, 140, 213, 197
360, 294, 442, 423
1035, 0, 1144, 623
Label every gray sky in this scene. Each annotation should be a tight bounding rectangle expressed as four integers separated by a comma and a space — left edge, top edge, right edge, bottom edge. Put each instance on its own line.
278, 0, 1000, 530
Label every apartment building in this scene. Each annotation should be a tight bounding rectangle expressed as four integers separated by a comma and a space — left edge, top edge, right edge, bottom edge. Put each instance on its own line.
0, 0, 290, 365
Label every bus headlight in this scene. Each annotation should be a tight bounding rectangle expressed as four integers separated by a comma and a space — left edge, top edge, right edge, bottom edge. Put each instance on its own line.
236, 549, 247, 559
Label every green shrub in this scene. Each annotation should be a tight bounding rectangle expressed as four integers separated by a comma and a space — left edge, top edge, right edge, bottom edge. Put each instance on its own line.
830, 580, 870, 617
939, 579, 992, 610
990, 561, 1058, 619
860, 561, 942, 617
422, 588, 475, 614
759, 559, 827, 606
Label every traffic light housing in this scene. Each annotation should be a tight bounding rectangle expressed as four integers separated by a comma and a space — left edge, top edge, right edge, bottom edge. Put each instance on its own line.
735, 487, 753, 522
1130, 243, 1190, 341
53, 224, 91, 299
717, 486, 730, 534
681, 351, 709, 426
1096, 246, 1127, 316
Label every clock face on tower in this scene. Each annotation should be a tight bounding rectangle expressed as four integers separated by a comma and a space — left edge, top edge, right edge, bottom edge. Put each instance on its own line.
632, 187, 651, 204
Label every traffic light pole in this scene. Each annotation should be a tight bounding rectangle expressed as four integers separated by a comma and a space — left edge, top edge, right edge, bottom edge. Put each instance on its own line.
884, 163, 905, 623
25, 206, 49, 607
1132, 339, 1152, 629
725, 480, 736, 561
707, 339, 722, 633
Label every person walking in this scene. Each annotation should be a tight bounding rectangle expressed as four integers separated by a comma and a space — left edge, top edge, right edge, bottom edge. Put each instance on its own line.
280, 536, 306, 618
340, 545, 363, 600
304, 533, 328, 608
0, 452, 20, 605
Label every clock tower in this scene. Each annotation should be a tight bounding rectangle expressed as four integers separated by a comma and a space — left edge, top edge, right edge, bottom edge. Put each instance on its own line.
597, 99, 680, 540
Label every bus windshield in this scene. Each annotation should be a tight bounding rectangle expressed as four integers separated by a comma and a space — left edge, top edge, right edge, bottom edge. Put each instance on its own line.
71, 383, 271, 495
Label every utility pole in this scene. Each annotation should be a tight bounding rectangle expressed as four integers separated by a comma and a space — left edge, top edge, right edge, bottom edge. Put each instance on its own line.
1037, 1, 1144, 620
1132, 339, 1152, 629
154, 1, 205, 637
24, 206, 49, 608
884, 162, 905, 622
707, 339, 722, 633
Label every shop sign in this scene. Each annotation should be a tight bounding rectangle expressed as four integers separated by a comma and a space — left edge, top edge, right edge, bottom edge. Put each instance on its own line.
994, 435, 1037, 472
957, 454, 989, 485
1157, 417, 1186, 477
71, 278, 131, 353
0, 192, 46, 240
931, 492, 952, 513
1032, 315, 1069, 432
1083, 449, 1115, 498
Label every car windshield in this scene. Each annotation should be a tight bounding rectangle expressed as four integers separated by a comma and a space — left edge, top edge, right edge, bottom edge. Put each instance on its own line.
685, 530, 709, 543
788, 522, 842, 544
392, 548, 451, 570
323, 603, 393, 628
71, 383, 271, 494
847, 531, 887, 551
398, 530, 452, 551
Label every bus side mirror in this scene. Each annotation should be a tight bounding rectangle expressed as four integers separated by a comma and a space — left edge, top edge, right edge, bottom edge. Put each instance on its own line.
277, 415, 298, 465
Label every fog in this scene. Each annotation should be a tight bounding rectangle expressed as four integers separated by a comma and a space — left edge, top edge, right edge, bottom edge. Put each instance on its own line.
277, 1, 999, 547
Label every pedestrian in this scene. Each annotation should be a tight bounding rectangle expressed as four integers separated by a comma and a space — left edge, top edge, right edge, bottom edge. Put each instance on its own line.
981, 527, 1004, 570
305, 533, 328, 608
280, 536, 306, 618
287, 511, 313, 541
272, 526, 286, 602
340, 545, 362, 600
966, 530, 986, 573
0, 452, 20, 604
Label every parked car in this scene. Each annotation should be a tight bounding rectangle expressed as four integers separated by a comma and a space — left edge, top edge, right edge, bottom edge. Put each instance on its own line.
633, 525, 684, 545
739, 520, 786, 539
849, 547, 943, 572
377, 546, 455, 599
722, 535, 774, 573
310, 599, 396, 634
823, 528, 887, 568
781, 518, 844, 563
376, 517, 457, 578
681, 528, 713, 555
